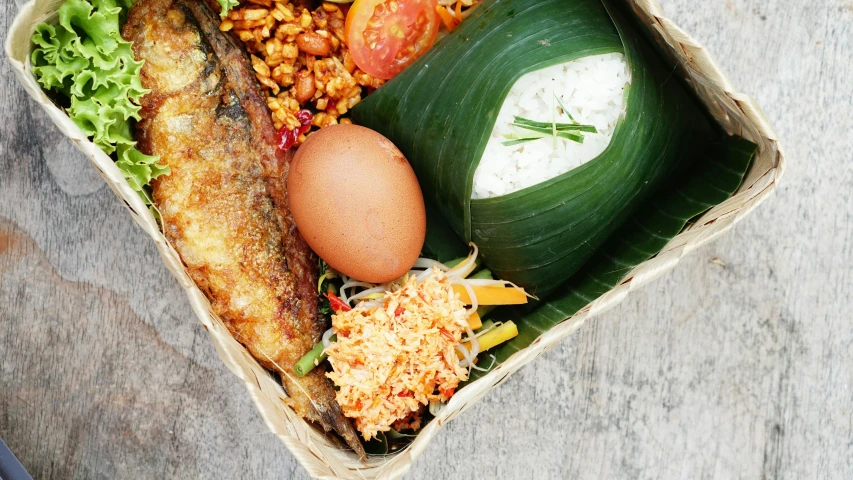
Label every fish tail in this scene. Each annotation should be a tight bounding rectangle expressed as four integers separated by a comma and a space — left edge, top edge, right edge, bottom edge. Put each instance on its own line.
282, 369, 367, 460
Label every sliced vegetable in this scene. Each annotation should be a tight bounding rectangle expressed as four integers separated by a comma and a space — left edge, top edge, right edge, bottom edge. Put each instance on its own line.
436, 5, 459, 31
477, 319, 495, 332
476, 304, 495, 320
443, 257, 468, 269
294, 334, 336, 377
452, 285, 528, 305
326, 292, 352, 312
457, 321, 518, 359
467, 311, 482, 330
345, 0, 440, 79
468, 268, 493, 280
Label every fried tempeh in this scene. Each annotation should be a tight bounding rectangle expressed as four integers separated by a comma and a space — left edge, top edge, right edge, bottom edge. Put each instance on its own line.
123, 0, 365, 458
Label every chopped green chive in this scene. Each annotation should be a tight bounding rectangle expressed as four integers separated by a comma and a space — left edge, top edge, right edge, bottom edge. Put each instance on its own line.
509, 123, 586, 142
554, 93, 577, 122
513, 116, 598, 133
501, 131, 550, 146
503, 96, 596, 148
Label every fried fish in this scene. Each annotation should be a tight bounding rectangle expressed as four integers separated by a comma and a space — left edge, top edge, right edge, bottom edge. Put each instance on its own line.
122, 0, 365, 458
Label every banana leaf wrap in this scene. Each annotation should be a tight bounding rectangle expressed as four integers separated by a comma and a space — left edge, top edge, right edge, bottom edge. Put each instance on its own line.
351, 0, 716, 294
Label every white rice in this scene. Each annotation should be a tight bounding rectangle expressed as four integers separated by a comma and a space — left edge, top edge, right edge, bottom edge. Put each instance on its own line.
471, 53, 630, 199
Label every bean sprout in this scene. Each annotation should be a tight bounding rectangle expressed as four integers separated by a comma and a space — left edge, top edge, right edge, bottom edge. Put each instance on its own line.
449, 277, 479, 314
322, 327, 335, 348
446, 243, 479, 279
415, 268, 436, 282
337, 274, 351, 304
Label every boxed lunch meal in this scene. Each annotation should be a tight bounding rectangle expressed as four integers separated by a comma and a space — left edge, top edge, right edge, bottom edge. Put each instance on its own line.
6, 0, 785, 477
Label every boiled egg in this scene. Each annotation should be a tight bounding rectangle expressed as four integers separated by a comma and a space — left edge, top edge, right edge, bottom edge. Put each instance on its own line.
287, 124, 426, 283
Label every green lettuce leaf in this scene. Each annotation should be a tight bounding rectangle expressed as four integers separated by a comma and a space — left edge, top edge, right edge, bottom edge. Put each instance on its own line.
31, 0, 168, 204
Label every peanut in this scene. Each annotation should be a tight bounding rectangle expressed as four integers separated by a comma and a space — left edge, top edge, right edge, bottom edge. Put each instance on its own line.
295, 70, 317, 103
296, 32, 331, 56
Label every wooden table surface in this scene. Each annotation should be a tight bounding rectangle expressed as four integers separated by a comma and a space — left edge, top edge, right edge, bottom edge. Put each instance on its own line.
2, 0, 851, 478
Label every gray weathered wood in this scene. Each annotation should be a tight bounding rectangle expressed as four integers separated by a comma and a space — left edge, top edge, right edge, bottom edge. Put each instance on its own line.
1, 0, 850, 478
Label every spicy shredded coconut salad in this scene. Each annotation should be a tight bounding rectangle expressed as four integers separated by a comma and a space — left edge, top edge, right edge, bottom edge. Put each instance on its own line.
298, 244, 526, 442
326, 269, 468, 440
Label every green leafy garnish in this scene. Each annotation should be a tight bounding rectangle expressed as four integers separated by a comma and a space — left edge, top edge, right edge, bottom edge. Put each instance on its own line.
31, 0, 168, 204
513, 117, 598, 133
501, 132, 547, 146
510, 124, 589, 141
216, 0, 239, 17
502, 129, 585, 146
554, 93, 577, 123
503, 95, 596, 147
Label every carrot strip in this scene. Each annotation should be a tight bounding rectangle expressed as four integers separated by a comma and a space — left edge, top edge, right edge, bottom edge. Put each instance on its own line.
436, 5, 458, 31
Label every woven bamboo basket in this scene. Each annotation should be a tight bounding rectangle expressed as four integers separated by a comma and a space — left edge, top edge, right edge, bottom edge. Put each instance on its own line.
6, 0, 785, 477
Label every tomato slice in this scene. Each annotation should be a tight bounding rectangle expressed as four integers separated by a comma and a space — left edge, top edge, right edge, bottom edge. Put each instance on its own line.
345, 0, 440, 80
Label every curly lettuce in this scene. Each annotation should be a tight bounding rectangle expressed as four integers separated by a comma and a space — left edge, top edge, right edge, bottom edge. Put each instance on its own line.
31, 0, 168, 204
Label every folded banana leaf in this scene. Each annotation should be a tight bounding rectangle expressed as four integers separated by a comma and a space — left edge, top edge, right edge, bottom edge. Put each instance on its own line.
352, 0, 715, 295
467, 135, 756, 381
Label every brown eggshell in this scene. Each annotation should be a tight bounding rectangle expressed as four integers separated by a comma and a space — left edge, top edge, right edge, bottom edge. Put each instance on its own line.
287, 124, 426, 283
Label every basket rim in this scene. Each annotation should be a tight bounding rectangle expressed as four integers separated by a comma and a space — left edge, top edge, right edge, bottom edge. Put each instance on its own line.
4, 0, 785, 478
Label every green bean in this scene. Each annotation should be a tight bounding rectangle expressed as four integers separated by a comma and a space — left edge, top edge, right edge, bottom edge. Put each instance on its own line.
294, 334, 336, 377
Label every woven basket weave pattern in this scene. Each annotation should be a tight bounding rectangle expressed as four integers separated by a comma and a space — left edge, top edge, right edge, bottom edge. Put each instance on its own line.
5, 0, 784, 477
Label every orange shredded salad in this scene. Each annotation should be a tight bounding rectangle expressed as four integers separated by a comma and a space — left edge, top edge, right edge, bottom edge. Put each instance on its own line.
325, 269, 469, 440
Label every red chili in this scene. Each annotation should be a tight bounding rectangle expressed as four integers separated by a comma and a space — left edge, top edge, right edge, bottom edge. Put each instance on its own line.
277, 126, 299, 150
326, 291, 352, 312
397, 390, 412, 397
439, 387, 454, 398
277, 110, 314, 151
295, 109, 313, 125
394, 306, 405, 317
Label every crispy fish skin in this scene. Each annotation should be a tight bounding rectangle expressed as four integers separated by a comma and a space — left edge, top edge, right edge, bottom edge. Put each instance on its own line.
123, 0, 365, 458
